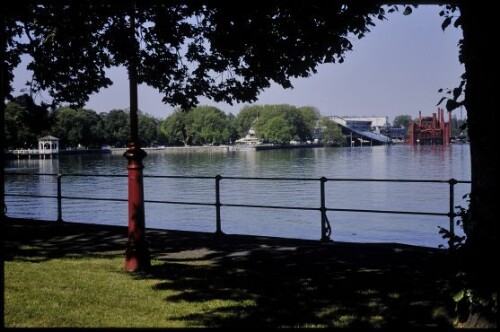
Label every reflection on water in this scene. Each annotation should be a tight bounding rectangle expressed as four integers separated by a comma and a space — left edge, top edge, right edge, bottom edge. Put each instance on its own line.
5, 157, 60, 174
5, 144, 471, 248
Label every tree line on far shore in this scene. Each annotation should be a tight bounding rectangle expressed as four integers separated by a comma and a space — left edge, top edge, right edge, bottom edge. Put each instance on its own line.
5, 94, 346, 150
4, 94, 466, 151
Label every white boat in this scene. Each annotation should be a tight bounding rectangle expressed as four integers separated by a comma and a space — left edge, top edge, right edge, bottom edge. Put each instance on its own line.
235, 128, 263, 145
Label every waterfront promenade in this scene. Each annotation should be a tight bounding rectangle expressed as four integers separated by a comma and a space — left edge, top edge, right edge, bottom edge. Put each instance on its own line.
4, 217, 459, 328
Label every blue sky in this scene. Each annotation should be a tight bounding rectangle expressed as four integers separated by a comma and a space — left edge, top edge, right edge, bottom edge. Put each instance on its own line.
12, 5, 464, 124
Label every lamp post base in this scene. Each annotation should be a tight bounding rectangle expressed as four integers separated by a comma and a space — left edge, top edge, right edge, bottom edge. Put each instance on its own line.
123, 142, 150, 272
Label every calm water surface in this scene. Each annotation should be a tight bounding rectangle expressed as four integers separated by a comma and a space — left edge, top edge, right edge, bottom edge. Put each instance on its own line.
4, 144, 471, 248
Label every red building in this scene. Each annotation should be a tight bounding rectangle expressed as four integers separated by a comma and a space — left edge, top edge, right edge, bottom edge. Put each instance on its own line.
407, 108, 451, 145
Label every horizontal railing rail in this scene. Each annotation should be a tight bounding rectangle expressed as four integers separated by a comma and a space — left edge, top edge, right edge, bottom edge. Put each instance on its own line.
4, 172, 471, 249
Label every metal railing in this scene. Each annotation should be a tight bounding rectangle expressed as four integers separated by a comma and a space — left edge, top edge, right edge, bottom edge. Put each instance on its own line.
4, 172, 471, 249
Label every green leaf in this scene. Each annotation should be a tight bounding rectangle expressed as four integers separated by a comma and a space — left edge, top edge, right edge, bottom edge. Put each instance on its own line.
453, 290, 465, 302
446, 99, 459, 112
403, 6, 412, 15
453, 87, 462, 100
436, 96, 447, 106
441, 17, 452, 31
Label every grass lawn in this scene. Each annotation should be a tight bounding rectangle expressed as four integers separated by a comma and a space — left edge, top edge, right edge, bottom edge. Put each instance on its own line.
5, 255, 255, 328
4, 219, 457, 328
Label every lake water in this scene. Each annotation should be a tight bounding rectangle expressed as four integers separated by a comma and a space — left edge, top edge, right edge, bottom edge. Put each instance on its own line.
4, 144, 471, 248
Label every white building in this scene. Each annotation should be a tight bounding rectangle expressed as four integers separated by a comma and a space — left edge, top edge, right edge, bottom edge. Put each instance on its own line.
328, 115, 389, 133
38, 135, 60, 155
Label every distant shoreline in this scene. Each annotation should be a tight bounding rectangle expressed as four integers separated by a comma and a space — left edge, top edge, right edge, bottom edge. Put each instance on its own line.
5, 148, 112, 159
5, 143, 329, 159
109, 146, 230, 154
109, 143, 325, 154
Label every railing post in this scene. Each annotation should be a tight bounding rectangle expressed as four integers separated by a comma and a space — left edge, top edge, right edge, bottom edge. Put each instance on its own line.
57, 173, 63, 222
448, 178, 457, 250
320, 177, 331, 242
215, 175, 224, 236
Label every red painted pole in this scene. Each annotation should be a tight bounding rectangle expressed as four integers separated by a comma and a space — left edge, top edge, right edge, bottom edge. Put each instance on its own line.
124, 142, 150, 272
124, 8, 150, 272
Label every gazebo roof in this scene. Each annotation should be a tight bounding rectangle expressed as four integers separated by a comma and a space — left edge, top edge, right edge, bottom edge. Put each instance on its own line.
38, 135, 59, 141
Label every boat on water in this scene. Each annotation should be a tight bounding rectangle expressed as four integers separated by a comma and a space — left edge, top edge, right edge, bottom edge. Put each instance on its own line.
234, 127, 263, 146
228, 127, 262, 151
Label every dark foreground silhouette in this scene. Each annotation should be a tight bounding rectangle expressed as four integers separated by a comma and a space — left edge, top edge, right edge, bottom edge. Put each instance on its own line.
4, 218, 457, 328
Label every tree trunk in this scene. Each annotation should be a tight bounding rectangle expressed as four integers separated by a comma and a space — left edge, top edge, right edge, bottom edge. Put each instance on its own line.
1, 16, 6, 221
458, 2, 497, 325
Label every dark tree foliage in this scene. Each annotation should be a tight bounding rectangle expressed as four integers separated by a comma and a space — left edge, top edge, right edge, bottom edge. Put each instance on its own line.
138, 112, 160, 147
159, 106, 231, 146
102, 109, 131, 148
50, 107, 105, 149
393, 115, 413, 128
3, 1, 385, 110
4, 94, 50, 149
234, 106, 262, 138
246, 104, 320, 143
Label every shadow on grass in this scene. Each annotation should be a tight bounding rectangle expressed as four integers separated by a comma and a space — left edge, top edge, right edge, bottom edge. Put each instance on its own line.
4, 218, 456, 328
3, 218, 128, 261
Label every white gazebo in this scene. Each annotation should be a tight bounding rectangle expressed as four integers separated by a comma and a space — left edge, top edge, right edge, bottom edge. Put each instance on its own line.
38, 135, 60, 156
